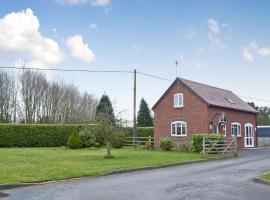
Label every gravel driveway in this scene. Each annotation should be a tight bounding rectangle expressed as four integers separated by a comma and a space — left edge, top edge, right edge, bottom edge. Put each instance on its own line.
2, 147, 270, 200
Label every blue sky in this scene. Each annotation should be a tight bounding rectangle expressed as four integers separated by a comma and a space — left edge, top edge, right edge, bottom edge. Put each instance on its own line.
0, 0, 270, 120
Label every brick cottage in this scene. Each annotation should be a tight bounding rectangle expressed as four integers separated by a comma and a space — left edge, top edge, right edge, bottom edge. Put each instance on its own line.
152, 77, 258, 149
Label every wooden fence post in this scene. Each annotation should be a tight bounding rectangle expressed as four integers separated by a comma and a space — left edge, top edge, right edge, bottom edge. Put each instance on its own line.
202, 134, 205, 157
234, 136, 238, 156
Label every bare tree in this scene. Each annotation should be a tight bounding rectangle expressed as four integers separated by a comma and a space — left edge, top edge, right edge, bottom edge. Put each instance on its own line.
18, 70, 97, 124
0, 71, 15, 123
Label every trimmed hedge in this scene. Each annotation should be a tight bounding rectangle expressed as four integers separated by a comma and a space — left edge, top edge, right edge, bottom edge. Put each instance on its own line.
123, 127, 154, 137
192, 133, 224, 152
0, 124, 153, 147
0, 124, 91, 147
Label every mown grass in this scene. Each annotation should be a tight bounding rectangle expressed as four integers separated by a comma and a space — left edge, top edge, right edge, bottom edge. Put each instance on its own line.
260, 172, 270, 181
0, 147, 207, 184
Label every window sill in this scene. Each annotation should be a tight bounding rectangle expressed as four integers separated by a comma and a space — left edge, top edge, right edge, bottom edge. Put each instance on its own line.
171, 135, 187, 137
173, 106, 184, 109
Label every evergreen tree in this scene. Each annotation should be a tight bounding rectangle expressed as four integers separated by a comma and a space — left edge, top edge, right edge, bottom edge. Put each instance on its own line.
96, 94, 115, 124
137, 98, 153, 127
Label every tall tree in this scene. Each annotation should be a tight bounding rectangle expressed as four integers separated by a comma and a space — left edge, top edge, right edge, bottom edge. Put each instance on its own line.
248, 102, 270, 125
248, 102, 259, 111
257, 106, 270, 125
137, 98, 153, 127
96, 94, 115, 124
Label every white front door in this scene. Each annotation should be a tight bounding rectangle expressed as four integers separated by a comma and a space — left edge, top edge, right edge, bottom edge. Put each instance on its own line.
245, 123, 254, 148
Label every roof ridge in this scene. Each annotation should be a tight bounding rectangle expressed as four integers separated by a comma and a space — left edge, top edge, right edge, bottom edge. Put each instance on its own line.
179, 77, 232, 92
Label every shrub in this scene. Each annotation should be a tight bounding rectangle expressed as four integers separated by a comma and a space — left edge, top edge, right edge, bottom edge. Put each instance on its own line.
192, 133, 224, 152
67, 129, 82, 149
79, 129, 96, 147
95, 131, 105, 146
160, 138, 173, 151
112, 132, 126, 148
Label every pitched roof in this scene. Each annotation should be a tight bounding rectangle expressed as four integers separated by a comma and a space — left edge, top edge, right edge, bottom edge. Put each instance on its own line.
152, 77, 257, 113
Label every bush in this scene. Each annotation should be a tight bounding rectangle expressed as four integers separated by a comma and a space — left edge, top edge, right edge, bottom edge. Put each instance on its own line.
160, 138, 173, 151
79, 128, 96, 147
192, 133, 224, 152
95, 131, 105, 146
67, 129, 82, 149
112, 132, 126, 148
0, 124, 87, 147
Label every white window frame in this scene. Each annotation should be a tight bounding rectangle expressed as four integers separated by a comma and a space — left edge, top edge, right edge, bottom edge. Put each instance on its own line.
171, 121, 187, 137
231, 122, 241, 137
173, 93, 184, 108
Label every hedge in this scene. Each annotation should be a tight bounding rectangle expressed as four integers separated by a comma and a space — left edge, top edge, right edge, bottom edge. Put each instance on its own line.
0, 124, 88, 147
122, 127, 154, 137
0, 124, 153, 147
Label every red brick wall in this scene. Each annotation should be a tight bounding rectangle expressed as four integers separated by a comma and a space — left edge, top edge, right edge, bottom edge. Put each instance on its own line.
153, 82, 208, 149
153, 81, 257, 149
207, 106, 257, 148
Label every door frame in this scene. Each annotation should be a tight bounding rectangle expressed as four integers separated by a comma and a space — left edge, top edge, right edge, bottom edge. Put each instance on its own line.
244, 123, 254, 148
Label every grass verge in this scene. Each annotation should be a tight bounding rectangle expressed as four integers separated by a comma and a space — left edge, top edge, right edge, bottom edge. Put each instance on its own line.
0, 147, 214, 184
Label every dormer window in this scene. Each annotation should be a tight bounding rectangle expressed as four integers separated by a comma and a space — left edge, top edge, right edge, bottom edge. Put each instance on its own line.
174, 93, 183, 108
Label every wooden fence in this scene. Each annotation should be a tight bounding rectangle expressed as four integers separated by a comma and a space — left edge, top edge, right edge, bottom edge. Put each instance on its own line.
202, 135, 237, 157
125, 136, 154, 147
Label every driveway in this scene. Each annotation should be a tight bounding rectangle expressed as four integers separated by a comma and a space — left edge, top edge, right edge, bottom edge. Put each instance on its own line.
2, 147, 270, 200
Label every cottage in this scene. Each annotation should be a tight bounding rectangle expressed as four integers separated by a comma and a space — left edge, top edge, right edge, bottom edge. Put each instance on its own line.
152, 77, 257, 149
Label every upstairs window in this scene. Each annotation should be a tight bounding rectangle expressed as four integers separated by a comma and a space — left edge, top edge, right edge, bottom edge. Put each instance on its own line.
174, 93, 184, 108
231, 122, 241, 137
171, 121, 187, 136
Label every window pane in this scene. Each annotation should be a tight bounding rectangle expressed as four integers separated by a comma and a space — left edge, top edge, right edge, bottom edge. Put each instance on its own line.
179, 95, 183, 106
172, 124, 176, 135
174, 95, 177, 107
237, 125, 241, 136
182, 123, 186, 135
176, 123, 181, 135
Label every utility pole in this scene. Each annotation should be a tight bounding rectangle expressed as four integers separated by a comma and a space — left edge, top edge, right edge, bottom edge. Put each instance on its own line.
133, 69, 137, 147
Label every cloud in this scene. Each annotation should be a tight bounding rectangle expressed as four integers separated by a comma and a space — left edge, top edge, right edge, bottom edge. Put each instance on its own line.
243, 41, 257, 62
55, 0, 87, 5
132, 44, 140, 52
55, 0, 110, 6
242, 42, 270, 61
257, 48, 270, 57
185, 27, 196, 39
0, 8, 64, 68
66, 35, 95, 63
91, 0, 110, 6
207, 19, 225, 50
88, 22, 97, 30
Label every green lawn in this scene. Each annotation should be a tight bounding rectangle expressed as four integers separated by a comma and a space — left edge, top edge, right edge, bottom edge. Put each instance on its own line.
0, 147, 207, 184
260, 172, 270, 181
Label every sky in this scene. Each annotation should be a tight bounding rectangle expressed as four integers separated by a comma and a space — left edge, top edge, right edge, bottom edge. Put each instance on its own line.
0, 0, 270, 121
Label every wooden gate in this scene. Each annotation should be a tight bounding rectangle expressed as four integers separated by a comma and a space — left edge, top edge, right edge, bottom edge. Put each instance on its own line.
202, 135, 237, 157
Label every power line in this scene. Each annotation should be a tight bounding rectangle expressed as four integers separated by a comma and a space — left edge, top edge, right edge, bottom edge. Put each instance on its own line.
0, 66, 133, 74
136, 71, 172, 82
1, 65, 270, 103
240, 96, 270, 103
